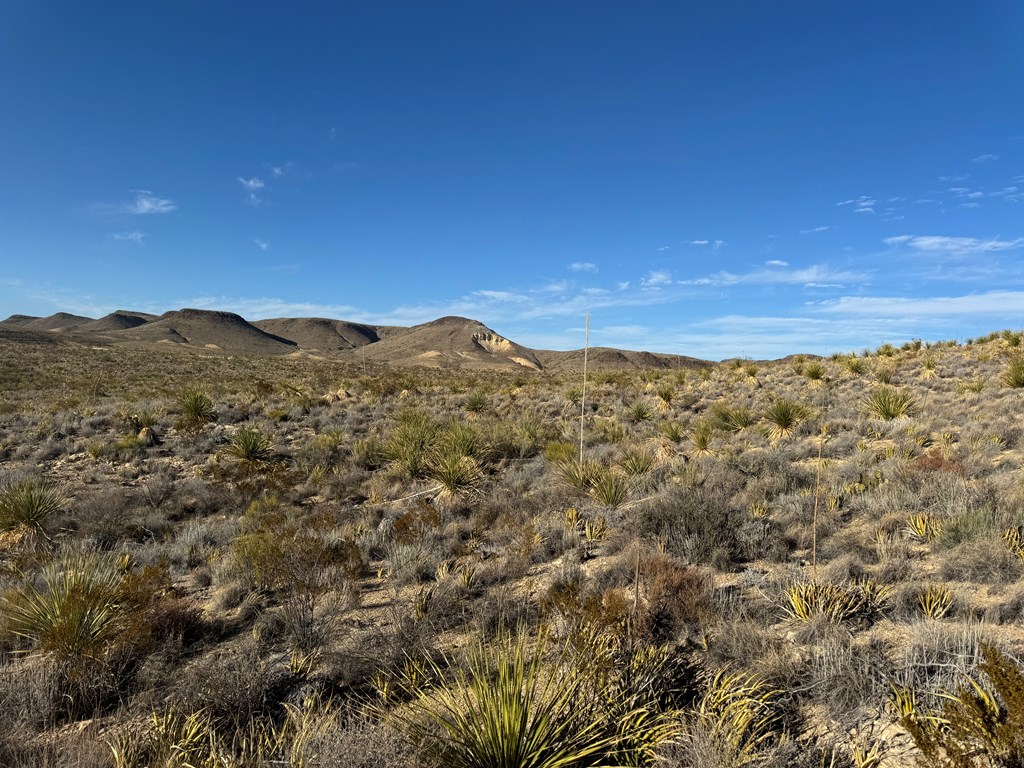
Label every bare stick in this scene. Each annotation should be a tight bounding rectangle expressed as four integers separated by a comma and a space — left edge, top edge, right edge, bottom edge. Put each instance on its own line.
579, 313, 590, 464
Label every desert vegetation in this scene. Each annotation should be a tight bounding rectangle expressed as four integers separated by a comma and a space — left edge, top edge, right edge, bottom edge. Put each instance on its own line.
2, 329, 1024, 766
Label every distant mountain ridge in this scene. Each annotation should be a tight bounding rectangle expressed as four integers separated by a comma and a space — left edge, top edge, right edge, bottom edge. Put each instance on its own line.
0, 308, 710, 370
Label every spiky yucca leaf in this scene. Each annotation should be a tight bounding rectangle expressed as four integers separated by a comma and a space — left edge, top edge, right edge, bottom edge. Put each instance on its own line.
4, 551, 125, 659
761, 398, 809, 441
0, 476, 67, 533
389, 634, 622, 768
225, 427, 273, 464
691, 670, 784, 765
862, 387, 917, 420
589, 468, 630, 509
427, 449, 482, 499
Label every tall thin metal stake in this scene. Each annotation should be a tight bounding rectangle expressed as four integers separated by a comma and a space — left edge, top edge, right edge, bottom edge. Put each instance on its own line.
579, 313, 590, 464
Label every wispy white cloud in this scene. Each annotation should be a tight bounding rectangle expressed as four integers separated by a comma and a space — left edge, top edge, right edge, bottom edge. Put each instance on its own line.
971, 153, 999, 164
126, 190, 176, 215
939, 174, 969, 182
656, 246, 670, 251
765, 259, 789, 267
680, 264, 868, 288
799, 226, 830, 234
112, 231, 145, 244
238, 176, 265, 190
814, 290, 1024, 318
254, 238, 269, 251
883, 234, 1024, 256
836, 195, 877, 215
567, 261, 598, 273
642, 270, 673, 287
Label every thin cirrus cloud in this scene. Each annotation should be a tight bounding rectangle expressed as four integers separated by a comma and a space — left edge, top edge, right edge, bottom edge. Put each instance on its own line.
126, 190, 176, 215
112, 231, 145, 244
689, 239, 726, 249
679, 264, 868, 287
567, 261, 598, 272
836, 196, 876, 214
884, 235, 1024, 256
799, 226, 831, 234
970, 153, 999, 164
254, 238, 269, 251
814, 290, 1024, 318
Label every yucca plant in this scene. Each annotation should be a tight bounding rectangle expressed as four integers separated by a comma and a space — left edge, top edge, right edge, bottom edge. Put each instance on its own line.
175, 387, 215, 431
905, 512, 943, 543
440, 421, 485, 460
225, 427, 273, 464
1002, 356, 1024, 388
618, 445, 656, 477
627, 401, 655, 424
464, 390, 490, 413
385, 410, 441, 477
659, 422, 684, 444
843, 356, 867, 376
918, 584, 954, 619
761, 398, 809, 441
782, 579, 891, 625
589, 468, 630, 509
559, 459, 601, 491
3, 551, 126, 659
689, 419, 715, 455
804, 362, 827, 385
1003, 525, 1024, 562
388, 634, 622, 768
710, 402, 755, 433
655, 384, 675, 410
683, 670, 783, 766
427, 449, 482, 499
862, 387, 917, 420
0, 476, 67, 534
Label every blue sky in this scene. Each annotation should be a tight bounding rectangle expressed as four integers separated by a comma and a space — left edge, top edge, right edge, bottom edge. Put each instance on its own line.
1, 2, 1022, 359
